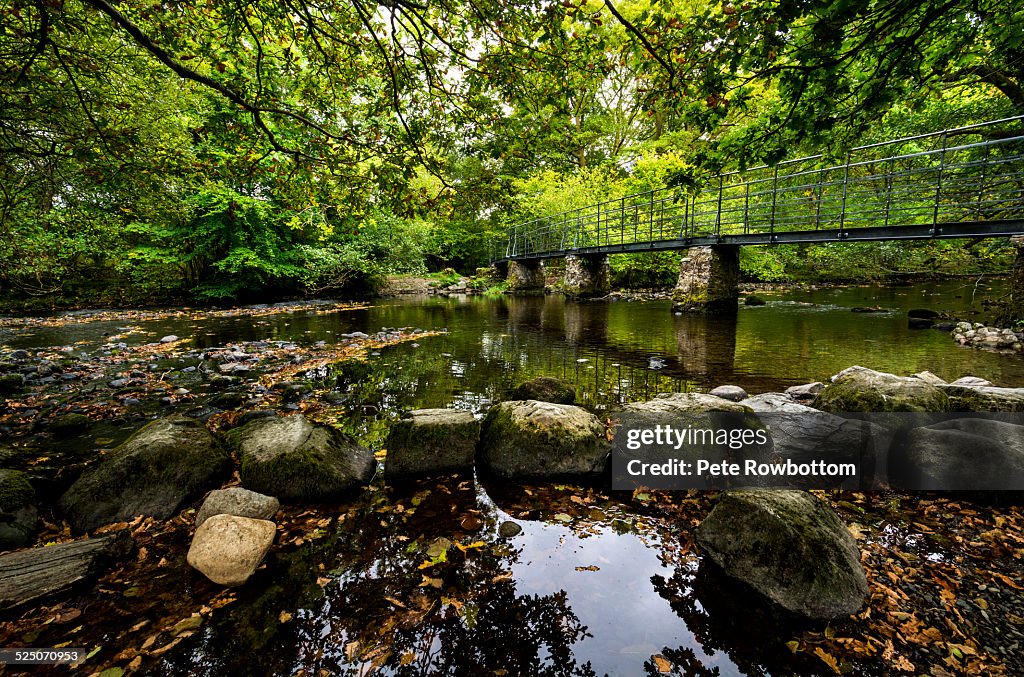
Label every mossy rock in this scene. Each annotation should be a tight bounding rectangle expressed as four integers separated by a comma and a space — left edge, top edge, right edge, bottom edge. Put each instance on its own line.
939, 385, 1024, 412
385, 409, 480, 478
478, 401, 609, 480
510, 377, 576, 405
59, 415, 231, 533
235, 415, 375, 502
0, 469, 37, 550
814, 366, 950, 413
697, 489, 868, 619
49, 413, 91, 438
0, 374, 24, 394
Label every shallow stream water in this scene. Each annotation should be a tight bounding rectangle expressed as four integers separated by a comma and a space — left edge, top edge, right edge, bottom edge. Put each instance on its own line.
2, 280, 1021, 676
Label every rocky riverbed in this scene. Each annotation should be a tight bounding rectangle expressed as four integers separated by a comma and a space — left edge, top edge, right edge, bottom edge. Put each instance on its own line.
0, 348, 1023, 675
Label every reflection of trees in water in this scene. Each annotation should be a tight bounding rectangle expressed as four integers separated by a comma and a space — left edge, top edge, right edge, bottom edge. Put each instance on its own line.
649, 560, 819, 677
156, 480, 598, 677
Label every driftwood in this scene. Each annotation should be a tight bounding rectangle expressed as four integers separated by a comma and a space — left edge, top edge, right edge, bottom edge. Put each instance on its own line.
0, 531, 134, 610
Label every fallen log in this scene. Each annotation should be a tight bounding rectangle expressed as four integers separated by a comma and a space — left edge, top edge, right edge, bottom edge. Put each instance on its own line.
0, 531, 134, 610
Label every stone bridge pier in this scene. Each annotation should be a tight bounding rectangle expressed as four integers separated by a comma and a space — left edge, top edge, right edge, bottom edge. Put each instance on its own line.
504, 259, 546, 293
563, 254, 611, 298
671, 246, 740, 314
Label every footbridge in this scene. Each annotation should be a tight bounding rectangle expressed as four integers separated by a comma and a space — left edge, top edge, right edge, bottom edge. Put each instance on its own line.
491, 116, 1024, 312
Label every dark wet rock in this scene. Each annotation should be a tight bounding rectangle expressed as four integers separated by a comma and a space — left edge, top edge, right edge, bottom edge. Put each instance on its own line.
815, 366, 950, 413
0, 469, 37, 550
785, 382, 825, 400
210, 392, 247, 409
510, 377, 576, 405
941, 385, 1024, 412
59, 416, 231, 532
908, 308, 941, 319
122, 397, 141, 407
49, 413, 91, 437
498, 521, 523, 538
479, 401, 609, 480
709, 385, 747, 402
908, 317, 934, 329
187, 514, 275, 586
0, 373, 24, 394
892, 418, 1024, 490
851, 306, 885, 313
208, 375, 237, 387
696, 489, 868, 619
934, 322, 956, 331
238, 410, 277, 426
743, 294, 767, 306
8, 350, 30, 361
195, 487, 280, 527
35, 360, 61, 376
234, 414, 375, 502
0, 530, 133, 610
385, 408, 480, 477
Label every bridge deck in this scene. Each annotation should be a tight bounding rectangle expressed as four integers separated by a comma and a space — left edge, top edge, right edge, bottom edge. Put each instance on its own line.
495, 116, 1024, 262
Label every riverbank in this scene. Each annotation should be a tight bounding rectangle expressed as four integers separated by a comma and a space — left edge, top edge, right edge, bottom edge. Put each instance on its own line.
1, 364, 1023, 675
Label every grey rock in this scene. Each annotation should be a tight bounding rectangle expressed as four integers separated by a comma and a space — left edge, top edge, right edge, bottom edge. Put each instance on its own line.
940, 385, 1024, 412
234, 415, 375, 502
479, 401, 609, 479
498, 521, 523, 538
709, 385, 748, 402
892, 419, 1024, 490
912, 371, 947, 386
59, 416, 231, 532
196, 487, 280, 527
785, 382, 826, 400
815, 366, 949, 413
160, 335, 179, 343
740, 393, 806, 413
187, 514, 275, 586
385, 409, 480, 477
948, 376, 994, 388
697, 489, 868, 619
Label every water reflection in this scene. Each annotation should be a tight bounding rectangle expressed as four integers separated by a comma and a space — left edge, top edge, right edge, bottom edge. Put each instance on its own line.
154, 478, 825, 677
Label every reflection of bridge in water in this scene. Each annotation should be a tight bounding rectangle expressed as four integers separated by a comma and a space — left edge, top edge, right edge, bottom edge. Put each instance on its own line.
491, 117, 1024, 312
493, 296, 752, 404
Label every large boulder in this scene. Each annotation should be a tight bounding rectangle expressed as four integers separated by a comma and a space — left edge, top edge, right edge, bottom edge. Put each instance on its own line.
59, 416, 230, 533
613, 394, 772, 488
0, 469, 37, 550
479, 401, 609, 479
620, 392, 750, 415
742, 396, 878, 477
195, 487, 280, 528
696, 490, 868, 619
510, 377, 576, 405
186, 514, 276, 586
235, 414, 375, 502
814, 366, 949, 413
940, 385, 1024, 412
891, 418, 1024, 490
385, 408, 480, 477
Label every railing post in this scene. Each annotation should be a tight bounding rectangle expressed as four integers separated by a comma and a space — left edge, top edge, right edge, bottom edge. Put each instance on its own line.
621, 195, 626, 246
976, 143, 991, 218
932, 131, 948, 229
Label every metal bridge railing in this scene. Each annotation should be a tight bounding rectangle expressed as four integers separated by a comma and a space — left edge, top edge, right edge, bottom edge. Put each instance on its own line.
495, 116, 1024, 260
